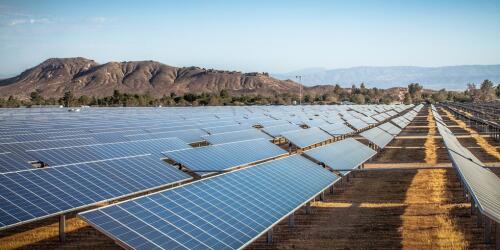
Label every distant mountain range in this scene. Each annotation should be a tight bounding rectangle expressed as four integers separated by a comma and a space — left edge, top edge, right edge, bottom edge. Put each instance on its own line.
0, 58, 303, 99
273, 65, 500, 90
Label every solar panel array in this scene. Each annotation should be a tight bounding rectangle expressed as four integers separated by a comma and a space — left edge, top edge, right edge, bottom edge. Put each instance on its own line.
360, 127, 394, 149
378, 122, 402, 136
0, 155, 192, 229
79, 155, 339, 250
0, 104, 417, 241
163, 139, 288, 174
27, 137, 190, 167
202, 129, 272, 145
319, 123, 354, 136
304, 138, 377, 174
431, 105, 500, 223
280, 127, 332, 148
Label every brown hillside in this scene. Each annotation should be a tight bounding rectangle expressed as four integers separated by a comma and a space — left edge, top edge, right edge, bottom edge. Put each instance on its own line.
0, 58, 302, 99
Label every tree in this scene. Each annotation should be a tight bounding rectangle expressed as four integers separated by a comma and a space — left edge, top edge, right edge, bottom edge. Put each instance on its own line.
304, 94, 312, 103
479, 79, 495, 101
333, 84, 342, 95
408, 83, 423, 103
360, 83, 367, 94
351, 94, 365, 104
403, 93, 412, 104
219, 89, 229, 98
467, 83, 481, 102
430, 89, 448, 103
30, 89, 43, 105
496, 84, 500, 97
183, 93, 197, 102
62, 91, 74, 107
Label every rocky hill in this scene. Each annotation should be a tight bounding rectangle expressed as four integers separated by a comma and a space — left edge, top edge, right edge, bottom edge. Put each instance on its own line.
0, 58, 302, 99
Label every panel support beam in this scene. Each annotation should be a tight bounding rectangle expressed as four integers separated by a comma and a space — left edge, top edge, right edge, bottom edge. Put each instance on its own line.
496, 222, 499, 250
267, 228, 273, 244
305, 202, 312, 215
59, 214, 66, 242
319, 191, 325, 201
484, 216, 491, 243
288, 213, 295, 227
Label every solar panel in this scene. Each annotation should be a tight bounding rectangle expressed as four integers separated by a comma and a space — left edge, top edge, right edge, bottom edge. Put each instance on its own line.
202, 129, 272, 145
0, 154, 192, 230
359, 116, 378, 124
345, 118, 370, 130
378, 122, 402, 136
79, 155, 338, 250
432, 106, 500, 223
163, 139, 287, 174
359, 127, 394, 149
261, 124, 302, 137
281, 127, 332, 148
125, 129, 208, 144
304, 138, 377, 175
0, 152, 34, 173
203, 124, 251, 134
391, 117, 410, 128
27, 138, 190, 166
319, 123, 354, 136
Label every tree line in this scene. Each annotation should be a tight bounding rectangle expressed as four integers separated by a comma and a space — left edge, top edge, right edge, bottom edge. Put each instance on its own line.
0, 80, 498, 108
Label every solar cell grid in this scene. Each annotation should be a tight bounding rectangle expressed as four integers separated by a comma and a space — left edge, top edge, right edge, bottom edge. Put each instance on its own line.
280, 127, 332, 148
163, 139, 287, 174
27, 137, 190, 166
0, 154, 192, 230
360, 127, 394, 149
203, 129, 272, 145
79, 155, 338, 250
304, 138, 377, 175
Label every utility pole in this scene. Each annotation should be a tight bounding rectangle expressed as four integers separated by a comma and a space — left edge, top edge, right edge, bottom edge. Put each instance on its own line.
295, 75, 302, 105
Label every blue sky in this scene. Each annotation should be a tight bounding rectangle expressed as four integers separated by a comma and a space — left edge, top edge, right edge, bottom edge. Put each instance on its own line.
0, 0, 499, 76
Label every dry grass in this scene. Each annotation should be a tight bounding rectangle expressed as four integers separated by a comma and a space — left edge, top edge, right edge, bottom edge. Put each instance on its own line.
425, 107, 438, 165
441, 108, 500, 160
400, 169, 467, 249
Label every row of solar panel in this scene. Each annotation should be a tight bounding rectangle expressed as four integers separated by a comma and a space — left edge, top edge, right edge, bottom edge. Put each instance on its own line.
431, 105, 500, 223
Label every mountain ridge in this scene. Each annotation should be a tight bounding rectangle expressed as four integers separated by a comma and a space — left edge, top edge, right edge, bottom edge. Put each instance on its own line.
0, 57, 303, 99
273, 65, 500, 90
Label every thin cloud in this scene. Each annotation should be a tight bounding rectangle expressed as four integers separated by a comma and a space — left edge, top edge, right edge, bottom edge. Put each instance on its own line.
7, 17, 53, 26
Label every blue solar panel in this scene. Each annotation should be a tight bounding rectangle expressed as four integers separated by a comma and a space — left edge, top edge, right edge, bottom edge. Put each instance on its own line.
79, 155, 338, 249
0, 152, 33, 173
0, 154, 192, 230
202, 129, 272, 145
360, 127, 394, 149
27, 138, 190, 166
304, 138, 377, 174
125, 129, 208, 144
345, 118, 370, 130
378, 122, 402, 135
281, 127, 332, 148
261, 124, 301, 137
319, 123, 354, 136
163, 139, 287, 174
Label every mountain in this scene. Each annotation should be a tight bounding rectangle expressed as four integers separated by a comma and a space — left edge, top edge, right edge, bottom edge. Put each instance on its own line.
273, 65, 500, 90
0, 57, 301, 99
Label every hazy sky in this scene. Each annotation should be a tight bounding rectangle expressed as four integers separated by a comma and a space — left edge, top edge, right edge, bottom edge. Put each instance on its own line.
0, 0, 499, 76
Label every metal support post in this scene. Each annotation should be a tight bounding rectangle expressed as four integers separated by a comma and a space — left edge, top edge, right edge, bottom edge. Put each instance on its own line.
59, 214, 66, 242
267, 228, 273, 244
305, 202, 312, 215
288, 213, 295, 227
